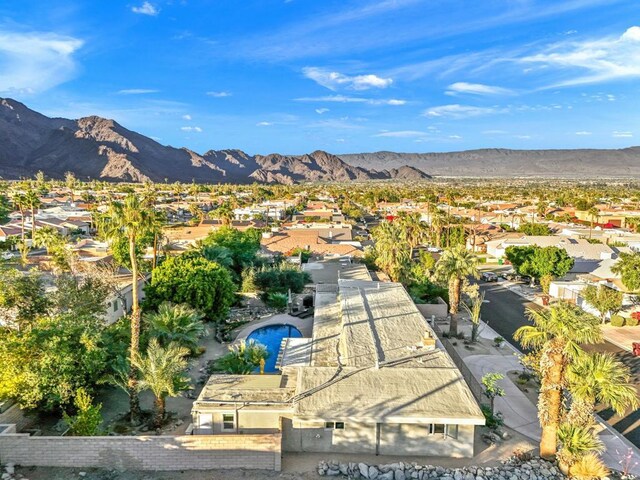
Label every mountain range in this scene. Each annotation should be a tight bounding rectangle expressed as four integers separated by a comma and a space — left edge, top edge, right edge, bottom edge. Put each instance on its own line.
0, 98, 428, 184
1, 97, 639, 183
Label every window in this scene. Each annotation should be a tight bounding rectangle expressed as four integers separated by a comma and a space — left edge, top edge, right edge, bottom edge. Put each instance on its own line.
429, 423, 445, 436
430, 424, 458, 439
113, 301, 118, 312
324, 421, 345, 430
222, 413, 235, 431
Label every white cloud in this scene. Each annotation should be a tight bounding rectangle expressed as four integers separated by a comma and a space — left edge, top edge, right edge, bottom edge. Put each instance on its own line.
515, 135, 531, 139
302, 67, 392, 90
521, 26, 640, 87
296, 95, 405, 106
449, 134, 462, 139
374, 130, 427, 138
256, 121, 273, 126
180, 126, 202, 132
423, 104, 500, 119
575, 131, 592, 135
0, 31, 83, 94
206, 91, 232, 97
117, 88, 159, 95
315, 108, 330, 114
132, 2, 159, 16
446, 82, 513, 96
612, 131, 633, 138
182, 114, 192, 120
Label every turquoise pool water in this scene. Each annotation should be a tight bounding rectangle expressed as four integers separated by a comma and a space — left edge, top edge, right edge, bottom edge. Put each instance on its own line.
246, 324, 302, 372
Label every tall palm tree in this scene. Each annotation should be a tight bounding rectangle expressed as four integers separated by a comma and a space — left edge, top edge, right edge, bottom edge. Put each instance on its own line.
373, 221, 410, 282
587, 206, 600, 239
566, 352, 638, 427
144, 302, 206, 354
12, 193, 29, 265
462, 291, 484, 343
611, 252, 640, 292
101, 194, 154, 423
24, 188, 41, 241
132, 339, 190, 428
65, 171, 77, 203
398, 212, 428, 258
33, 226, 63, 255
434, 245, 480, 335
514, 302, 602, 460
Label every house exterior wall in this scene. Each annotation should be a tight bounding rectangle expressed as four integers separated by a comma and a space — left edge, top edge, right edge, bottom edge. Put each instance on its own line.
281, 418, 475, 457
103, 282, 146, 325
378, 423, 474, 457
193, 407, 287, 435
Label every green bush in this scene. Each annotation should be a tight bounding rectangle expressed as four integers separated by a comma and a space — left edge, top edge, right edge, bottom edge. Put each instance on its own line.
481, 404, 504, 430
264, 292, 288, 310
254, 265, 311, 295
610, 315, 626, 327
625, 316, 639, 327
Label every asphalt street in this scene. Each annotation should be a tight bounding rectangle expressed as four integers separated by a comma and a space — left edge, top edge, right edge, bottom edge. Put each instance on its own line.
480, 281, 640, 449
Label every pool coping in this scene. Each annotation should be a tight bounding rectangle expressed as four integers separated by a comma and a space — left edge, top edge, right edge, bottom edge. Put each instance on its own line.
233, 313, 314, 343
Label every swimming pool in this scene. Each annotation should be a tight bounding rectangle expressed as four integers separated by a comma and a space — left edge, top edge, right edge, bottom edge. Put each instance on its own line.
246, 324, 302, 373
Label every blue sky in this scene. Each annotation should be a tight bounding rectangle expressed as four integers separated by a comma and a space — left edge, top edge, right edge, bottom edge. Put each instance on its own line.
1, 0, 639, 155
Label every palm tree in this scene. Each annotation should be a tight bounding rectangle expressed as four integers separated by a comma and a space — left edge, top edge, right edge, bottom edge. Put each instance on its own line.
12, 193, 29, 265
24, 188, 41, 241
373, 221, 410, 282
587, 207, 600, 239
149, 210, 166, 270
611, 252, 640, 292
566, 352, 638, 427
33, 226, 63, 254
65, 171, 77, 203
398, 212, 428, 259
101, 194, 154, 423
557, 423, 605, 473
429, 209, 446, 248
132, 339, 191, 428
462, 291, 484, 343
434, 246, 480, 335
514, 302, 602, 460
144, 302, 206, 354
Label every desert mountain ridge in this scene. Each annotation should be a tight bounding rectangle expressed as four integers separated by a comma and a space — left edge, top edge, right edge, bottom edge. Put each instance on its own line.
1, 97, 639, 182
0, 98, 429, 184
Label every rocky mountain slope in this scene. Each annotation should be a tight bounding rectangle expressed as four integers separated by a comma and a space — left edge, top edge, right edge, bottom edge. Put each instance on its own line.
0, 98, 429, 184
340, 148, 640, 178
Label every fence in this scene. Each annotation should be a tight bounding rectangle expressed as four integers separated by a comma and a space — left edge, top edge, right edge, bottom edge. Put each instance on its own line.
0, 430, 282, 471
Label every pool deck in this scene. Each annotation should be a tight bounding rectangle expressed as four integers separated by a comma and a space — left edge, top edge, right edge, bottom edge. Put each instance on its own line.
233, 313, 314, 342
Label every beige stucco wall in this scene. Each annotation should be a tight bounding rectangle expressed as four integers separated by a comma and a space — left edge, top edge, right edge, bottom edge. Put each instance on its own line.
379, 423, 475, 458
194, 406, 287, 434
282, 418, 475, 457
0, 431, 281, 471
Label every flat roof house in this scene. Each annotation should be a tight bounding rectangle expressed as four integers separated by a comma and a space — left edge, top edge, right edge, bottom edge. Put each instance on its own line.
192, 277, 484, 458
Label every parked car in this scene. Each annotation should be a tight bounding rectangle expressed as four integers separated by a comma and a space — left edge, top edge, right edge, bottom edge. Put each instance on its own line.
481, 272, 499, 282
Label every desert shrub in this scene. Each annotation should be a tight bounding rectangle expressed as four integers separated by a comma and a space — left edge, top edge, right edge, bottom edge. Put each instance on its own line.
625, 316, 639, 327
570, 454, 609, 480
610, 315, 626, 327
264, 292, 288, 310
